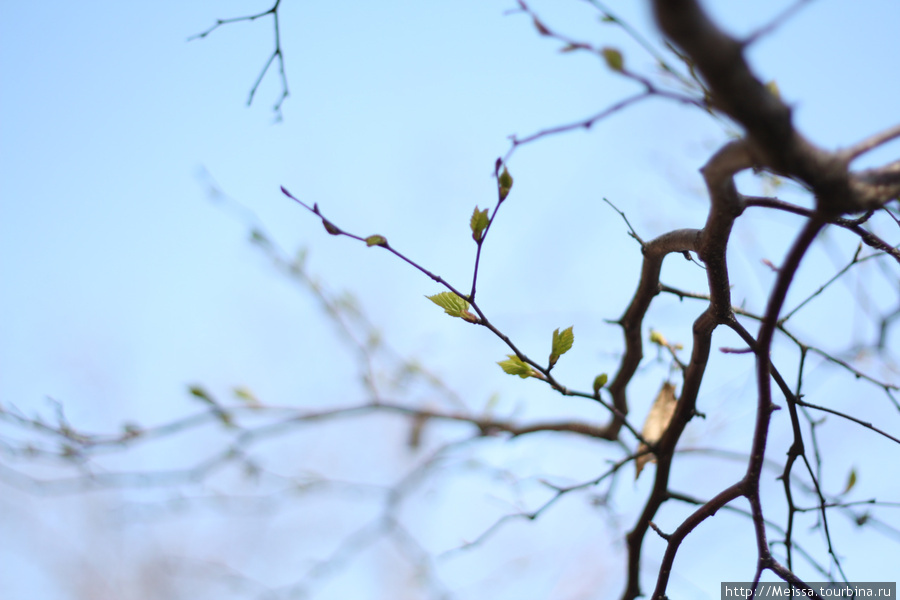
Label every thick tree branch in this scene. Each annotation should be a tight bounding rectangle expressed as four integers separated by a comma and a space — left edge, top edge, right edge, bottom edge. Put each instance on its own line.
624, 140, 751, 600
608, 228, 700, 440
652, 0, 899, 214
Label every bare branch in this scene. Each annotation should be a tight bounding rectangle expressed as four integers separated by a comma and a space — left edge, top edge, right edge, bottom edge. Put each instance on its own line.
744, 0, 818, 46
190, 0, 289, 119
841, 123, 900, 162
652, 0, 899, 214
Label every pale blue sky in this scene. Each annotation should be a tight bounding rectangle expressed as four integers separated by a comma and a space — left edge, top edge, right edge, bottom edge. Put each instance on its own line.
1, 1, 898, 598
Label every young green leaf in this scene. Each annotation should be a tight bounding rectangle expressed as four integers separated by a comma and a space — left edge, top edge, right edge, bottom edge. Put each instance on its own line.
234, 386, 261, 407
497, 354, 533, 379
189, 385, 234, 427
549, 326, 574, 367
649, 329, 667, 346
215, 409, 235, 427
250, 229, 270, 246
426, 292, 470, 319
498, 166, 513, 201
601, 47, 624, 72
841, 467, 858, 495
552, 326, 574, 355
189, 385, 214, 404
484, 392, 501, 414
470, 207, 490, 242
593, 373, 608, 394
121, 422, 143, 439
365, 234, 388, 247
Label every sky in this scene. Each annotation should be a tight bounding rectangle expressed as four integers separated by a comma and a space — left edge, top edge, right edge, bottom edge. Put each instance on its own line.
1, 1, 899, 599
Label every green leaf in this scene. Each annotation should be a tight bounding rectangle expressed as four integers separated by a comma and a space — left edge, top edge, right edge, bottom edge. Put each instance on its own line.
426, 292, 471, 319
649, 329, 667, 346
365, 234, 388, 247
593, 373, 608, 394
250, 229, 270, 246
841, 467, 858, 495
549, 326, 574, 367
234, 386, 261, 407
470, 207, 490, 242
601, 47, 624, 72
551, 326, 574, 356
498, 166, 513, 201
122, 422, 142, 439
189, 385, 214, 404
189, 385, 234, 427
497, 354, 533, 379
484, 392, 501, 413
290, 248, 308, 274
216, 410, 235, 427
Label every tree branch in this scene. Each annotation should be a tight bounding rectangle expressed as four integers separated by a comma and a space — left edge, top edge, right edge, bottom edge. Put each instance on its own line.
652, 0, 899, 214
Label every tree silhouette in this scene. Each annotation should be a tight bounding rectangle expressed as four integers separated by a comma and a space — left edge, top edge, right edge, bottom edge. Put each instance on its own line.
2, 1, 898, 599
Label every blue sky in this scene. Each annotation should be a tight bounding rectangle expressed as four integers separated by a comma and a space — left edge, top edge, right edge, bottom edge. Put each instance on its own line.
2, 1, 899, 598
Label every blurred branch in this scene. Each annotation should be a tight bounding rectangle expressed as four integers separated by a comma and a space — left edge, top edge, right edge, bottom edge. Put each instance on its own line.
502, 1, 709, 165
653, 0, 900, 214
743, 0, 818, 46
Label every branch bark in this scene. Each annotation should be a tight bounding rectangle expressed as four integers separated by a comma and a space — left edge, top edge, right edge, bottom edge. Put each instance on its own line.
652, 0, 900, 214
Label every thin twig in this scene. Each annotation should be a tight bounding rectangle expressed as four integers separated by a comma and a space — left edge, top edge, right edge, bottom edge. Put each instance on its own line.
190, 0, 289, 119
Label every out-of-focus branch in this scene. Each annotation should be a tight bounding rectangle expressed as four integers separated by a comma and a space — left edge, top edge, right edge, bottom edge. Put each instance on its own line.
652, 0, 900, 214
0, 398, 631, 496
841, 124, 900, 162
502, 1, 708, 165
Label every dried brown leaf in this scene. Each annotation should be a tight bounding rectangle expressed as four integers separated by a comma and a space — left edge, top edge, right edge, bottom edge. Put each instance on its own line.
635, 382, 677, 479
